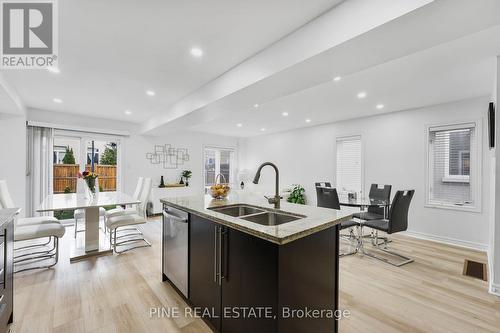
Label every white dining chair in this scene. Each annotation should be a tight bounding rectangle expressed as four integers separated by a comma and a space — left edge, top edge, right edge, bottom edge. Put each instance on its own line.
104, 177, 144, 220
0, 180, 59, 226
0, 180, 66, 272
14, 221, 66, 273
105, 178, 152, 253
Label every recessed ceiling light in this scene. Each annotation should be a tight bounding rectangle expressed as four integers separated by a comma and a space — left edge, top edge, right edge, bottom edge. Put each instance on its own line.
376, 104, 385, 110
236, 123, 243, 127
47, 67, 60, 74
357, 92, 367, 99
190, 47, 203, 58
333, 76, 342, 82
260, 128, 266, 131
124, 110, 132, 115
146, 90, 155, 96
282, 112, 289, 117
253, 103, 260, 108
305, 118, 311, 123
53, 98, 62, 103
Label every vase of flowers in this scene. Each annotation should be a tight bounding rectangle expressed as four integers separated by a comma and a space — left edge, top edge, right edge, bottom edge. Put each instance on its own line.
79, 171, 98, 194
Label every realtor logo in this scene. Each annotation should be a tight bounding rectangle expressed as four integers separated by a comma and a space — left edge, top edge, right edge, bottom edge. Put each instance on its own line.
1, 0, 58, 69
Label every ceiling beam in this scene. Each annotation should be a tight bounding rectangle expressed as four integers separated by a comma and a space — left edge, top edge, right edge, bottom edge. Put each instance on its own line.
0, 72, 26, 115
140, 0, 434, 134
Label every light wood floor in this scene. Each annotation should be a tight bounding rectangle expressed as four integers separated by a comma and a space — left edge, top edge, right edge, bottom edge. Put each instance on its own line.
9, 218, 500, 333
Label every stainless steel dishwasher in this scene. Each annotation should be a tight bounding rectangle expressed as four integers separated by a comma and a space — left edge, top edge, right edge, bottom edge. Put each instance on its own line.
162, 205, 188, 297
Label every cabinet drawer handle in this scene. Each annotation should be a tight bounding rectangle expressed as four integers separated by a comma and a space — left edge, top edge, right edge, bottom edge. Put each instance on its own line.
222, 229, 228, 281
2, 230, 5, 290
162, 211, 188, 223
214, 226, 218, 283
218, 227, 223, 285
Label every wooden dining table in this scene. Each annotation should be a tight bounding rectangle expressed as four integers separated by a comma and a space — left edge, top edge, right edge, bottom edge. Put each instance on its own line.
38, 191, 139, 262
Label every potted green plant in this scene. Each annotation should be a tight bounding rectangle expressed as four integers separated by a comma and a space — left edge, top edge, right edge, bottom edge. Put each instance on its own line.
182, 170, 192, 186
287, 184, 306, 205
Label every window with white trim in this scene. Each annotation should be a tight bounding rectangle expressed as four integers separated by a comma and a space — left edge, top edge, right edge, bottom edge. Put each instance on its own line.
427, 123, 478, 208
204, 147, 236, 186
336, 136, 362, 196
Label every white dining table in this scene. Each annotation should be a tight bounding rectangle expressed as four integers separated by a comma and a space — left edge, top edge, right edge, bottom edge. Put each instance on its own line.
38, 191, 140, 261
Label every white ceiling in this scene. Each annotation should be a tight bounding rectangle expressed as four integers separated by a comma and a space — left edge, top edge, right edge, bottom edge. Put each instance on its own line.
0, 86, 22, 115
190, 25, 500, 137
148, 0, 500, 137
1, 0, 500, 139
0, 0, 343, 121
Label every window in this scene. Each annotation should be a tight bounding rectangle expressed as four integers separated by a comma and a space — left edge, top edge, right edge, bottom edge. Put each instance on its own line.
427, 123, 479, 209
204, 147, 236, 186
53, 133, 120, 194
336, 136, 362, 196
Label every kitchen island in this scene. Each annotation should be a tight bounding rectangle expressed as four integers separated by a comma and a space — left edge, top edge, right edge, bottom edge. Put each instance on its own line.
161, 192, 352, 333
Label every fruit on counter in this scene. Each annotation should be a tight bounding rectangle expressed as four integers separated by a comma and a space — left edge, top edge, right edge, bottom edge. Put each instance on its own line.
210, 183, 230, 198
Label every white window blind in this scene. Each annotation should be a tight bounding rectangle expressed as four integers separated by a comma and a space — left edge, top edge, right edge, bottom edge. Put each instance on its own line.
336, 136, 362, 195
428, 124, 476, 207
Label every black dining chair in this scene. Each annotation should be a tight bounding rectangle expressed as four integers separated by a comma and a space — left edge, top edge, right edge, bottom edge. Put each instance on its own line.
315, 182, 332, 188
315, 186, 339, 209
353, 184, 392, 221
361, 190, 415, 266
315, 186, 359, 256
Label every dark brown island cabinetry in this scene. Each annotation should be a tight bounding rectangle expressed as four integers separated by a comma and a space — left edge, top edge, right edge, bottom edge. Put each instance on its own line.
163, 205, 339, 333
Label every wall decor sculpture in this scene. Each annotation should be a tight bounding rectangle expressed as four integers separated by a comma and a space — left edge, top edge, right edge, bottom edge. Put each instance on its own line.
146, 144, 190, 169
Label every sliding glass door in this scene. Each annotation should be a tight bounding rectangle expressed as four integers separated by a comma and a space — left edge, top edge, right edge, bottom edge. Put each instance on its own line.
84, 139, 118, 192
52, 131, 121, 219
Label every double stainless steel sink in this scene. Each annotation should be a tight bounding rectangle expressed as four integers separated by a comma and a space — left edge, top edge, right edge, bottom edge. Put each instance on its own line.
208, 204, 305, 226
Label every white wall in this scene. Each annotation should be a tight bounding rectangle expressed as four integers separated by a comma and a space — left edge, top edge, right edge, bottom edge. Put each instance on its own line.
491, 56, 500, 294
0, 113, 26, 215
239, 97, 492, 250
26, 108, 239, 199
122, 132, 238, 196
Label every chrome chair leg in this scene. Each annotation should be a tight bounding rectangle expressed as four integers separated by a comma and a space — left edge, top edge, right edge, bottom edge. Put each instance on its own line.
339, 227, 359, 257
14, 237, 60, 273
361, 228, 413, 266
110, 226, 151, 254
14, 236, 51, 251
14, 237, 57, 260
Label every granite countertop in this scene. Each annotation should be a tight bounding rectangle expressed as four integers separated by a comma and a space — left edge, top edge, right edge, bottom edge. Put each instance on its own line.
0, 208, 20, 226
160, 192, 353, 245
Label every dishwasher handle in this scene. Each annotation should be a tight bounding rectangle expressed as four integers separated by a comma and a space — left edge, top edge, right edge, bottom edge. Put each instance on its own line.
162, 211, 188, 223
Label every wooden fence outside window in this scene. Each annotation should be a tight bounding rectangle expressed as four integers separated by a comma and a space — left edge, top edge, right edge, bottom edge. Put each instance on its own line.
53, 164, 117, 193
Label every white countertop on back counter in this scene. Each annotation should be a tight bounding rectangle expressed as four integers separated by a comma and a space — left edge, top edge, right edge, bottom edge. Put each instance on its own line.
160, 192, 354, 245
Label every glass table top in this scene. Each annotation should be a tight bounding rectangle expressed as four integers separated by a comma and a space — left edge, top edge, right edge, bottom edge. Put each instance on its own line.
339, 196, 389, 208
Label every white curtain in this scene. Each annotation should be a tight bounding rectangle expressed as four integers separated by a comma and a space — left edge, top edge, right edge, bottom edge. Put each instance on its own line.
26, 126, 54, 217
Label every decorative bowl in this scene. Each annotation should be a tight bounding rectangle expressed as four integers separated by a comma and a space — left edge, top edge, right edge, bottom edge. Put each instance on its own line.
210, 174, 231, 199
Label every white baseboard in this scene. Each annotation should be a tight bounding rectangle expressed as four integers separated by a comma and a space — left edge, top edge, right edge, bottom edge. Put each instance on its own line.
487, 249, 500, 297
490, 282, 500, 297
487, 248, 494, 293
403, 230, 488, 252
